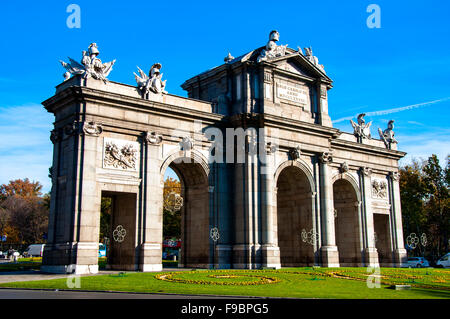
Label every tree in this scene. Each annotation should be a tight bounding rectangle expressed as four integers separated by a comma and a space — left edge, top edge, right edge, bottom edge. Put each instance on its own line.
0, 196, 48, 244
422, 155, 449, 258
0, 178, 42, 201
163, 177, 181, 238
400, 154, 449, 261
0, 179, 49, 246
99, 197, 112, 243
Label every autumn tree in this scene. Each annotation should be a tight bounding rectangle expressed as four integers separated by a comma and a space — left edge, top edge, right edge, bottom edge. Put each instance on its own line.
0, 178, 42, 201
0, 179, 49, 246
163, 177, 182, 238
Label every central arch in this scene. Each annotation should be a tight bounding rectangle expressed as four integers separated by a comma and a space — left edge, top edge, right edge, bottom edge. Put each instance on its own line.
160, 151, 210, 268
274, 161, 316, 267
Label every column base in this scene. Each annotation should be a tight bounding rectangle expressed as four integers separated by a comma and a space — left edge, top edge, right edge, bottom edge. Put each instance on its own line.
215, 244, 232, 269
140, 263, 163, 272
261, 245, 281, 269
393, 248, 407, 267
320, 246, 340, 267
232, 244, 262, 269
364, 247, 380, 267
40, 264, 98, 275
42, 242, 98, 274
139, 242, 161, 271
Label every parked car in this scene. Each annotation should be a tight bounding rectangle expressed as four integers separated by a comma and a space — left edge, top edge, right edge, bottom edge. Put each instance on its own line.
98, 243, 106, 257
24, 244, 45, 257
436, 253, 450, 268
406, 257, 430, 268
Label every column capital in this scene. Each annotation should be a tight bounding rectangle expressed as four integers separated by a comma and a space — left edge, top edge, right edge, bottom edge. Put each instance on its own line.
81, 121, 103, 136
360, 166, 373, 176
389, 171, 400, 181
50, 129, 61, 144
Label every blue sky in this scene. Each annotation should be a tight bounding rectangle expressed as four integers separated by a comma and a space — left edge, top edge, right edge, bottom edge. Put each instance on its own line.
0, 0, 449, 193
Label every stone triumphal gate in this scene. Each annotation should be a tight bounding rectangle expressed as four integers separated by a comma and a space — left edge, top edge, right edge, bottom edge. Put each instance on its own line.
42, 32, 407, 274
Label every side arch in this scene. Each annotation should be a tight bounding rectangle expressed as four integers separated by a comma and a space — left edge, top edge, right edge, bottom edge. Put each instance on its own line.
331, 171, 361, 202
273, 159, 316, 192
160, 149, 210, 185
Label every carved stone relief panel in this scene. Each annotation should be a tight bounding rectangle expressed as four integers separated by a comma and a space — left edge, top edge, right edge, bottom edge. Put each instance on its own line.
371, 178, 388, 199
103, 137, 139, 171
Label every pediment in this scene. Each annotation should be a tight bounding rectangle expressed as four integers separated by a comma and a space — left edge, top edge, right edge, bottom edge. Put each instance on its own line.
270, 53, 332, 84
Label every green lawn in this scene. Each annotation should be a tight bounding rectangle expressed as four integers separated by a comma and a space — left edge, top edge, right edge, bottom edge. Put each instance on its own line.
0, 257, 42, 272
0, 267, 448, 299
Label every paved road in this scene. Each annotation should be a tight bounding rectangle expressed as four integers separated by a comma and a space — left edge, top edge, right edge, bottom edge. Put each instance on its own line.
0, 288, 237, 299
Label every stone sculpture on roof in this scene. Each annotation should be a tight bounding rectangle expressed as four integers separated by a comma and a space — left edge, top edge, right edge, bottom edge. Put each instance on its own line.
257, 30, 288, 63
134, 63, 167, 97
379, 120, 398, 149
350, 113, 372, 141
60, 43, 116, 83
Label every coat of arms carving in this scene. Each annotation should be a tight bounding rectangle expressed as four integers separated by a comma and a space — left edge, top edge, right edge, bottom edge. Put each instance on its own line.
103, 138, 138, 171
372, 179, 388, 199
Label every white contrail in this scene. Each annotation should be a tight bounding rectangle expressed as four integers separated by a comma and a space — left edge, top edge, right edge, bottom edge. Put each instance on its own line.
332, 97, 450, 124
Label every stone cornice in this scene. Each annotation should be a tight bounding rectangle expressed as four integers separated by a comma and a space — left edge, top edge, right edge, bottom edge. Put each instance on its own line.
331, 138, 406, 160
43, 85, 224, 124
263, 113, 340, 139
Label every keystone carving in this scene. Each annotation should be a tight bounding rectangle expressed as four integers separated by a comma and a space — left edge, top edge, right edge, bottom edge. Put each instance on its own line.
180, 137, 193, 151
289, 146, 301, 160
319, 151, 333, 164
339, 162, 349, 173
144, 131, 163, 145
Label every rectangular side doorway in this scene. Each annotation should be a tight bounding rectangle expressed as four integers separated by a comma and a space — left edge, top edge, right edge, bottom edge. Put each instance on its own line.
374, 213, 393, 266
101, 191, 138, 271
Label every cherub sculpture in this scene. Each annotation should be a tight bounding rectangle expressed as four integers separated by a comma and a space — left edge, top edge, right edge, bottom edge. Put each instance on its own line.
134, 63, 167, 97
304, 47, 325, 72
60, 43, 116, 83
350, 113, 372, 141
378, 120, 398, 149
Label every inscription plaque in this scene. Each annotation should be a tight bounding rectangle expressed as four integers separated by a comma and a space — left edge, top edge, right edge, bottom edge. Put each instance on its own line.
276, 83, 307, 105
